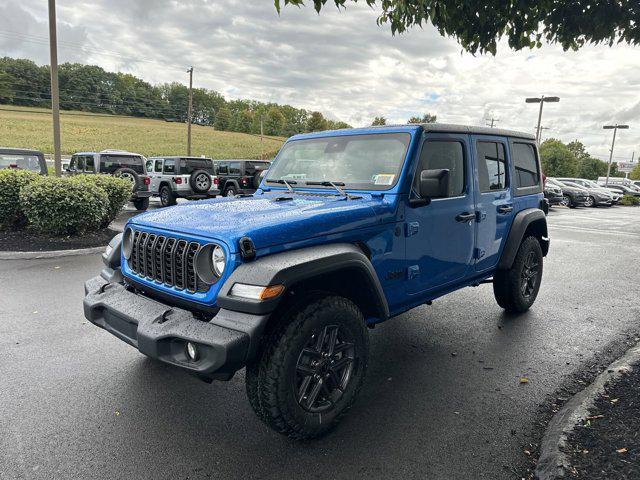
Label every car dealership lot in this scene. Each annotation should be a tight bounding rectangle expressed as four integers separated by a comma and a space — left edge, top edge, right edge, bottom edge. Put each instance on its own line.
1, 206, 639, 480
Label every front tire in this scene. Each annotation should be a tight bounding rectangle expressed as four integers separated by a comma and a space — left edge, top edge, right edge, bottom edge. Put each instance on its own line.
245, 295, 369, 439
493, 236, 543, 313
585, 196, 595, 207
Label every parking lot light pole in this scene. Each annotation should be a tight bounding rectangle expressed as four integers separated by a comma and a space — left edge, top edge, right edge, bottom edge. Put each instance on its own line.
48, 0, 62, 176
187, 66, 193, 156
603, 124, 630, 185
526, 96, 560, 144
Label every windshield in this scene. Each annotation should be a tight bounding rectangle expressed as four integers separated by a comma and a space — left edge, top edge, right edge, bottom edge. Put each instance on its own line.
179, 158, 214, 174
547, 178, 563, 187
267, 133, 412, 191
0, 154, 42, 172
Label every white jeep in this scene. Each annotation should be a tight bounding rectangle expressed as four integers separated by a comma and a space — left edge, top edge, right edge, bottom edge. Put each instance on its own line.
146, 156, 220, 207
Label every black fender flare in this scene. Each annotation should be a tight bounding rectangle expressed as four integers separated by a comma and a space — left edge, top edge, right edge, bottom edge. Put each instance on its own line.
224, 180, 240, 192
497, 208, 549, 270
216, 243, 389, 320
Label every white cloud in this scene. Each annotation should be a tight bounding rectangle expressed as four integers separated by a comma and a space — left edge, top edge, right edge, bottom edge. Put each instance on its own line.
2, 0, 639, 160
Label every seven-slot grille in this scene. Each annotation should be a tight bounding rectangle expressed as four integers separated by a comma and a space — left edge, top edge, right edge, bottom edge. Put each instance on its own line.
128, 230, 209, 293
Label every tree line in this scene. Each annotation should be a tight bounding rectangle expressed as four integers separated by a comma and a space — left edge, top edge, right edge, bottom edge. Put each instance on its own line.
540, 138, 627, 180
0, 57, 351, 137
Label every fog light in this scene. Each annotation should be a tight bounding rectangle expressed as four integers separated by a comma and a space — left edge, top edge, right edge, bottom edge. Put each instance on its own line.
186, 342, 198, 361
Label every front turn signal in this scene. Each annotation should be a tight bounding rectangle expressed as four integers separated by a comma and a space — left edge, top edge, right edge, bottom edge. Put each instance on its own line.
230, 283, 284, 301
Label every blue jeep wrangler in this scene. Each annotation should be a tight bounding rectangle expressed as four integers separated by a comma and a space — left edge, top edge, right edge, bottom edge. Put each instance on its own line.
84, 124, 549, 439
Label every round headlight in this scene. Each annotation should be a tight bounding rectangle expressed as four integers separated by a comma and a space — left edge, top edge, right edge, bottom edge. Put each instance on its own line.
212, 245, 225, 277
122, 227, 134, 259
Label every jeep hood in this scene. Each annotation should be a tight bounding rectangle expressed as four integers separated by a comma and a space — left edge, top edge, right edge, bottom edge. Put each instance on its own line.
129, 193, 385, 252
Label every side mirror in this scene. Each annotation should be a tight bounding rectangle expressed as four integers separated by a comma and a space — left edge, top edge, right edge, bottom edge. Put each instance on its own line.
410, 169, 450, 207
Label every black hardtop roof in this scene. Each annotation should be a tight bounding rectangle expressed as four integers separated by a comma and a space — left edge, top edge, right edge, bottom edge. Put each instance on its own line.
0, 147, 45, 156
419, 123, 536, 140
150, 156, 213, 160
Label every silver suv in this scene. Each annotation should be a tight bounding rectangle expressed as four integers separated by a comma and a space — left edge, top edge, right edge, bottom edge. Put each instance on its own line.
146, 156, 220, 207
68, 150, 152, 210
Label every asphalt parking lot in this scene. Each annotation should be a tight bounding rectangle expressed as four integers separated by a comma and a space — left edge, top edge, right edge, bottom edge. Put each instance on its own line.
1, 206, 639, 480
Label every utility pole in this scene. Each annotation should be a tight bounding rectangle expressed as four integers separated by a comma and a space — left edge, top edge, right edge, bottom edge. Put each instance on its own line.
485, 117, 499, 128
526, 95, 560, 144
260, 115, 264, 160
48, 0, 62, 176
186, 66, 193, 156
603, 124, 630, 185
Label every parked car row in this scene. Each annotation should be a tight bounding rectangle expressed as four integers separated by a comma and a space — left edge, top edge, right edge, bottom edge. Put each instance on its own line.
543, 175, 640, 209
65, 151, 270, 210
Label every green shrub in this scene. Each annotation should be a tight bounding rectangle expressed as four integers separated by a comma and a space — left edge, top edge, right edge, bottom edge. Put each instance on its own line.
0, 169, 42, 229
20, 177, 108, 235
72, 174, 131, 227
619, 194, 640, 206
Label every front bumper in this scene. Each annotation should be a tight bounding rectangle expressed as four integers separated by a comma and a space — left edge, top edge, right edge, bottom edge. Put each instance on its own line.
545, 193, 563, 205
83, 276, 268, 380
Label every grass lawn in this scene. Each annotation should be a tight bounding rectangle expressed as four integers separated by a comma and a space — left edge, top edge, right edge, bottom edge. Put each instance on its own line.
0, 106, 284, 159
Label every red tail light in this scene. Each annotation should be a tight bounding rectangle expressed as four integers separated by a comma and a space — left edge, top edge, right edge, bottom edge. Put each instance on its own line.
242, 177, 248, 185
143, 177, 151, 185
172, 177, 183, 184
214, 177, 219, 185
9, 164, 18, 169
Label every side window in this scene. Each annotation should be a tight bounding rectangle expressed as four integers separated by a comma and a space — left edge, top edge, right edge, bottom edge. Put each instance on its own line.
512, 142, 539, 188
477, 141, 507, 192
217, 162, 229, 175
163, 158, 176, 174
414, 140, 465, 198
229, 162, 241, 175
76, 156, 85, 171
69, 156, 77, 171
154, 159, 164, 173
84, 156, 95, 172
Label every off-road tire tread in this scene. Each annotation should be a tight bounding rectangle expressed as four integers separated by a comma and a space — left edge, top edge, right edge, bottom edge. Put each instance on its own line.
493, 236, 543, 313
246, 295, 368, 439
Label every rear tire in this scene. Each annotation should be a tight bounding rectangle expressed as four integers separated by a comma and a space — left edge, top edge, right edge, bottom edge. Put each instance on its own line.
132, 197, 149, 211
585, 196, 595, 207
245, 295, 369, 439
493, 236, 543, 313
160, 185, 176, 207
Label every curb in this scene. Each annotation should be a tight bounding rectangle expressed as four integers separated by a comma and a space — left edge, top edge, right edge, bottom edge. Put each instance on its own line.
535, 342, 640, 480
0, 245, 105, 260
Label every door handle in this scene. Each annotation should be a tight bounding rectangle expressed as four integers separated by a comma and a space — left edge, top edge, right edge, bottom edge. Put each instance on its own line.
498, 205, 513, 214
455, 212, 476, 222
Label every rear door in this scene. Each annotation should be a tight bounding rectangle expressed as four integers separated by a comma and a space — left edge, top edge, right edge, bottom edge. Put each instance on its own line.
472, 136, 515, 272
150, 158, 164, 192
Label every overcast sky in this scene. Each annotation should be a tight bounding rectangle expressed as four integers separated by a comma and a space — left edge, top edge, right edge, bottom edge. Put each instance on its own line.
2, 0, 639, 163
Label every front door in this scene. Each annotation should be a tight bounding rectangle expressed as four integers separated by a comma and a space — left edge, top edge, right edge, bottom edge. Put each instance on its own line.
405, 134, 475, 295
472, 137, 515, 272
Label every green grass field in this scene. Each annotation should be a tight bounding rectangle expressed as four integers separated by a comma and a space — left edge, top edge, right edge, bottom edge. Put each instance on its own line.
0, 106, 284, 159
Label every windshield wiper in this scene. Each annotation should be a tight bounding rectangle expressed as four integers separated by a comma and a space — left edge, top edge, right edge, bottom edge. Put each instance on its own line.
306, 181, 357, 200
265, 178, 297, 193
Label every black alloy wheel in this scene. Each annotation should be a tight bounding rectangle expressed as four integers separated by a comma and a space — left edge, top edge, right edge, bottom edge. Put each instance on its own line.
294, 325, 356, 413
520, 250, 540, 299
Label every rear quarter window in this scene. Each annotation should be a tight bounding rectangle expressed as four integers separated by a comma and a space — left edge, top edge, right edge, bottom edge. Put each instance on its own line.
100, 155, 145, 174
512, 143, 540, 188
